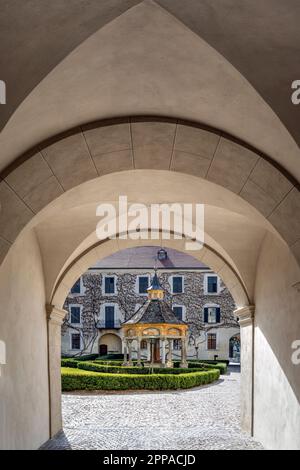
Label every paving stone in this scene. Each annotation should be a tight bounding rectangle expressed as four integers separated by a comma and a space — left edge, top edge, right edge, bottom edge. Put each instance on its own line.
41, 368, 263, 450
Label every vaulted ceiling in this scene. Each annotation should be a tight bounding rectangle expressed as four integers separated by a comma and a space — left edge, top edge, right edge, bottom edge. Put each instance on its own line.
0, 0, 300, 177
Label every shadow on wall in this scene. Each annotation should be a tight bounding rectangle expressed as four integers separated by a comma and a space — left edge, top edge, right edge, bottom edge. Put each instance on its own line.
253, 233, 300, 448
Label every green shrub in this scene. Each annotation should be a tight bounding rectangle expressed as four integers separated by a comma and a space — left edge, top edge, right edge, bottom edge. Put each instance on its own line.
97, 354, 124, 360
61, 367, 220, 391
94, 359, 124, 366
173, 361, 227, 374
192, 362, 227, 374
61, 358, 78, 368
77, 361, 207, 375
61, 354, 98, 364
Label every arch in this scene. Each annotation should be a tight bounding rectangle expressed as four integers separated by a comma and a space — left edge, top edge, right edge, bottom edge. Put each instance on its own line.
0, 118, 299, 268
99, 333, 122, 355
50, 235, 250, 309
229, 333, 241, 362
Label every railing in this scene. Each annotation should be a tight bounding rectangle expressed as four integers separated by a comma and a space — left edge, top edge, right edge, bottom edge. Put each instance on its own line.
96, 320, 122, 329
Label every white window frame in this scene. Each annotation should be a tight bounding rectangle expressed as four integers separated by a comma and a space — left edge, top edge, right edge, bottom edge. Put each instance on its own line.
70, 277, 85, 296
102, 303, 120, 328
69, 304, 83, 326
203, 303, 221, 324
206, 331, 218, 351
204, 274, 220, 295
136, 274, 150, 296
170, 275, 184, 294
103, 274, 117, 295
172, 304, 186, 321
70, 332, 82, 351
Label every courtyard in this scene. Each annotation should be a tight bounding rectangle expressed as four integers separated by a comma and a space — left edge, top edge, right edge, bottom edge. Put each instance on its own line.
42, 368, 263, 450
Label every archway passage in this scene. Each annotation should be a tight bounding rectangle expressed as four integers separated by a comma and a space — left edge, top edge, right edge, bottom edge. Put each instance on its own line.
0, 1, 299, 451
53, 244, 251, 450
0, 164, 299, 450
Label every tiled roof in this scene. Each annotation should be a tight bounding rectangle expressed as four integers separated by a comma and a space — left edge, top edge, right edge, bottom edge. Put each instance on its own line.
92, 246, 207, 269
123, 299, 186, 325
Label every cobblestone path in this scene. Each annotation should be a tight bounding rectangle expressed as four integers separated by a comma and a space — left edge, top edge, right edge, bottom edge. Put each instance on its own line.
42, 368, 263, 450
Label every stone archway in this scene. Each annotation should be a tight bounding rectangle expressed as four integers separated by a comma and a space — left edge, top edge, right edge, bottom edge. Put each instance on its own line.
0, 118, 299, 269
0, 133, 299, 450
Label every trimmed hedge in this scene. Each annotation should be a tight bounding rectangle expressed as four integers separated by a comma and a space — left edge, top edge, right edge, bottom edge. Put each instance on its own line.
94, 359, 124, 366
61, 358, 227, 374
61, 367, 220, 391
61, 358, 78, 368
174, 361, 227, 374
77, 361, 207, 375
61, 354, 98, 363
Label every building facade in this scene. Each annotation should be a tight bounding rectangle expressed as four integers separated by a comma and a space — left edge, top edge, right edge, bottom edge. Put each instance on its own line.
61, 247, 240, 362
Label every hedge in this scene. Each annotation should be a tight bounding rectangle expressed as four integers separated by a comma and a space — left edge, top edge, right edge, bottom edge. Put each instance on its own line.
193, 362, 227, 374
61, 358, 78, 368
61, 358, 227, 374
61, 354, 98, 363
77, 361, 207, 375
61, 367, 220, 391
173, 361, 227, 374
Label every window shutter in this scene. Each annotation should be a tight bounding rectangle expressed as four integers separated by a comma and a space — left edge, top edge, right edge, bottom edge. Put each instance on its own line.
216, 307, 221, 323
204, 307, 208, 323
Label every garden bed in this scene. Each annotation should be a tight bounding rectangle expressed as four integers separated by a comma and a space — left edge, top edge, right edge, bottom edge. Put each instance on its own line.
61, 367, 220, 391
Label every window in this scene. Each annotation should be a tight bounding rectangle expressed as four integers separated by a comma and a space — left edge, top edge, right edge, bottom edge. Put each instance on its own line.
172, 276, 183, 294
71, 333, 81, 350
71, 278, 81, 294
70, 306, 81, 325
207, 333, 217, 350
204, 306, 221, 324
138, 276, 149, 294
141, 340, 147, 349
104, 276, 115, 294
205, 275, 219, 294
105, 305, 115, 328
173, 339, 181, 350
173, 306, 183, 321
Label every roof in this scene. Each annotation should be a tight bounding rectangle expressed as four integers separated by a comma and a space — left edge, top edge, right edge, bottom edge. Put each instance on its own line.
147, 271, 163, 291
91, 246, 208, 270
123, 299, 186, 326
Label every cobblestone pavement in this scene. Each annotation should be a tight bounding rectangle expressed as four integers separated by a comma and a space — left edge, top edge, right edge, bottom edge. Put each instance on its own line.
42, 368, 263, 450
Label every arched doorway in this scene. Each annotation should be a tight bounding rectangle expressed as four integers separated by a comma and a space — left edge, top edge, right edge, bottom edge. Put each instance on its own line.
99, 334, 122, 356
229, 334, 241, 363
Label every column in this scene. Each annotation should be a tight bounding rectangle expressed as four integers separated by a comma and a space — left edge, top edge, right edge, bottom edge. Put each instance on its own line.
150, 340, 155, 366
234, 305, 255, 436
161, 338, 166, 367
128, 339, 133, 366
167, 338, 173, 367
137, 338, 142, 366
46, 304, 67, 438
123, 340, 128, 366
180, 337, 188, 368
147, 340, 151, 362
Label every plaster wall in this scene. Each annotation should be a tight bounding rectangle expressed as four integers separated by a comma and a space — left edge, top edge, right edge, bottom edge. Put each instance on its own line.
0, 230, 49, 449
99, 334, 122, 354
253, 233, 300, 450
